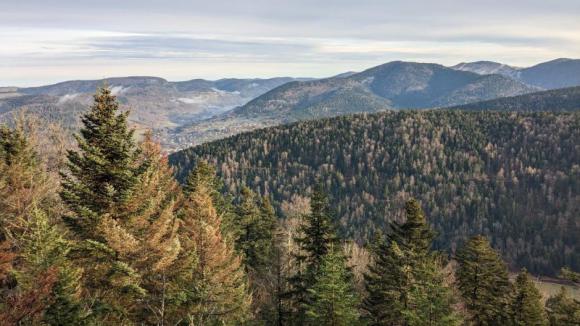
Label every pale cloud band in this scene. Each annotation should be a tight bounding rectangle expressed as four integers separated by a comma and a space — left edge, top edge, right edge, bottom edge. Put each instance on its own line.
1, 0, 579, 86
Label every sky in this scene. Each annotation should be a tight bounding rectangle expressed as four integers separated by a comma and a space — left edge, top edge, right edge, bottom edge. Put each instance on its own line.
1, 0, 579, 86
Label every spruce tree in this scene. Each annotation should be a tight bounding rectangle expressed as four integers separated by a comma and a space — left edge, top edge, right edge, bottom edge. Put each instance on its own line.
456, 235, 512, 325
288, 184, 339, 323
511, 269, 548, 326
305, 246, 361, 326
59, 87, 146, 323
60, 87, 142, 238
175, 176, 251, 324
363, 199, 459, 326
545, 287, 580, 326
237, 186, 276, 272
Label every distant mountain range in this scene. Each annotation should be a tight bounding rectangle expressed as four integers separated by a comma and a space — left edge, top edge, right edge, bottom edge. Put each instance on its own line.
450, 58, 580, 89
2, 58, 579, 149
0, 76, 308, 150
177, 61, 538, 145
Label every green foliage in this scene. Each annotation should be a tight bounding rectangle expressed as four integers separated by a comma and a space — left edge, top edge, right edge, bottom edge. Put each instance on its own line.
545, 287, 580, 326
288, 185, 339, 323
456, 235, 512, 325
60, 87, 142, 238
305, 247, 361, 326
170, 110, 580, 275
511, 269, 549, 326
363, 199, 459, 326
14, 208, 86, 325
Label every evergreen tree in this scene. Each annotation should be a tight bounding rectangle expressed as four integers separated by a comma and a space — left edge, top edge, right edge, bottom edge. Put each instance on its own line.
456, 235, 512, 325
237, 186, 276, 272
511, 269, 548, 326
10, 208, 85, 325
0, 123, 52, 240
183, 160, 240, 240
59, 87, 146, 323
545, 287, 580, 326
363, 199, 459, 326
98, 134, 182, 325
288, 184, 339, 323
305, 246, 361, 326
175, 177, 251, 324
60, 87, 142, 238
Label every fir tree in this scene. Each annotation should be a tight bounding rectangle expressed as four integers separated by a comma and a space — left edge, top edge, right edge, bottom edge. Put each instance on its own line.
363, 199, 458, 326
288, 184, 339, 323
545, 287, 580, 326
511, 269, 548, 326
237, 186, 276, 272
305, 246, 361, 326
175, 177, 252, 324
60, 86, 142, 238
456, 235, 512, 325
59, 87, 146, 323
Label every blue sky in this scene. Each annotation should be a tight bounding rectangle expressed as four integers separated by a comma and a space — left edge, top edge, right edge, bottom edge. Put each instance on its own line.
1, 0, 579, 86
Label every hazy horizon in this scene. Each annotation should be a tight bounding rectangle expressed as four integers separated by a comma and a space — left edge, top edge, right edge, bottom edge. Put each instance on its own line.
2, 0, 580, 87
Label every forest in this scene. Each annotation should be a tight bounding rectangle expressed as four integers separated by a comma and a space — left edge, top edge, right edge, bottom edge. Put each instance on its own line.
1, 88, 579, 325
170, 110, 579, 276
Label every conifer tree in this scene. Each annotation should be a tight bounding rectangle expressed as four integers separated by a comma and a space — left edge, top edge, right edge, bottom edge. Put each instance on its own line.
511, 269, 548, 326
60, 87, 142, 238
545, 287, 580, 326
456, 235, 512, 325
183, 160, 240, 240
288, 184, 338, 323
175, 177, 251, 324
0, 123, 52, 240
59, 87, 146, 323
99, 133, 182, 324
363, 199, 459, 326
237, 186, 276, 272
305, 246, 361, 326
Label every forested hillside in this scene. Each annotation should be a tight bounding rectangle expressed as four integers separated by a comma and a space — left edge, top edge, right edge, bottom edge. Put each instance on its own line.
449, 86, 580, 112
171, 110, 580, 275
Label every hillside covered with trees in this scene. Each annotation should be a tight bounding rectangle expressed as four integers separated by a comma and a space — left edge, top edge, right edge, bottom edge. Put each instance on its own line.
171, 110, 580, 276
449, 86, 580, 112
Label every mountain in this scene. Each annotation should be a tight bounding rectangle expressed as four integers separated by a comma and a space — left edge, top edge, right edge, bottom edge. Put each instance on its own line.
449, 86, 580, 112
451, 61, 521, 78
178, 61, 536, 145
451, 58, 580, 90
519, 58, 580, 89
0, 76, 307, 150
169, 110, 580, 276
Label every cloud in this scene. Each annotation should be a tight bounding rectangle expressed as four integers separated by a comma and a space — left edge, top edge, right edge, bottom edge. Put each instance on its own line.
1, 0, 579, 86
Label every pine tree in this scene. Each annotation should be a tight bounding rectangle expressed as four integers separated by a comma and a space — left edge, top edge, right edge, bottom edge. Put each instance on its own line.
456, 235, 512, 325
60, 87, 142, 238
288, 184, 339, 323
545, 287, 580, 326
175, 177, 251, 324
363, 199, 459, 326
511, 269, 548, 326
305, 246, 361, 326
